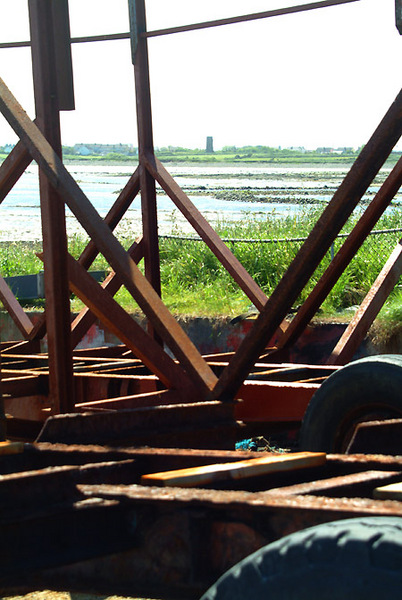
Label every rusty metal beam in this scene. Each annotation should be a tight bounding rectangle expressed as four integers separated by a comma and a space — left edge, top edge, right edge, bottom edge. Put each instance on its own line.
0, 277, 34, 337
67, 252, 198, 395
131, 0, 161, 307
70, 237, 144, 349
212, 88, 402, 401
30, 167, 141, 344
28, 0, 74, 413
279, 155, 402, 351
145, 155, 270, 313
0, 79, 218, 396
0, 138, 32, 203
329, 240, 402, 364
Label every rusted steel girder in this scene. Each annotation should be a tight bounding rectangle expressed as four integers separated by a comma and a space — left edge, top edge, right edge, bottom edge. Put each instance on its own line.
278, 155, 402, 354
30, 168, 142, 345
0, 77, 218, 397
0, 444, 401, 599
28, 0, 74, 413
213, 88, 402, 401
329, 240, 402, 364
131, 0, 161, 318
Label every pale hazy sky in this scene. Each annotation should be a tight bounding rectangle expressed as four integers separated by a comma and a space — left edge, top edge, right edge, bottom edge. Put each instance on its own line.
0, 0, 401, 150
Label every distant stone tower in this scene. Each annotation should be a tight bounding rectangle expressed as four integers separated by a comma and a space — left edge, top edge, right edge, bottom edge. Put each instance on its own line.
206, 136, 214, 154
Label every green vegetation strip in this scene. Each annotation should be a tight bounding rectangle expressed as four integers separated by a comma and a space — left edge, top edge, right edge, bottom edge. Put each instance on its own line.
1, 209, 402, 327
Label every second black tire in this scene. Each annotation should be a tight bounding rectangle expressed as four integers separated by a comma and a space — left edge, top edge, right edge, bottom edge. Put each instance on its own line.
201, 516, 402, 600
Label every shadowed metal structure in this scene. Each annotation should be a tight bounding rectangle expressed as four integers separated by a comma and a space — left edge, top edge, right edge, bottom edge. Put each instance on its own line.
0, 0, 401, 445
1, 3, 402, 598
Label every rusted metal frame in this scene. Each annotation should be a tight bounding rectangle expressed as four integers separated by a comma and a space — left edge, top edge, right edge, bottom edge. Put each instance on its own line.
0, 138, 32, 203
0, 277, 34, 337
131, 0, 162, 344
0, 33, 131, 49
67, 252, 198, 396
143, 0, 360, 39
4, 395, 49, 421
76, 388, 191, 411
278, 155, 402, 352
28, 0, 74, 414
1, 373, 46, 396
0, 0, 359, 50
347, 418, 402, 454
0, 79, 218, 396
77, 167, 141, 269
328, 240, 402, 364
30, 169, 142, 343
264, 470, 401, 497
36, 400, 235, 445
145, 155, 271, 313
70, 237, 144, 349
1, 339, 41, 355
235, 379, 319, 422
0, 132, 37, 340
212, 88, 402, 402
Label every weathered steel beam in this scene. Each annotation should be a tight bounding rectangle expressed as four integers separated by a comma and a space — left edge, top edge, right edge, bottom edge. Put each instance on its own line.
329, 240, 402, 364
0, 138, 32, 203
131, 0, 161, 309
29, 167, 141, 343
145, 155, 270, 312
0, 277, 34, 337
67, 252, 198, 395
28, 0, 74, 413
212, 88, 402, 401
70, 237, 144, 349
0, 78, 218, 396
279, 155, 402, 351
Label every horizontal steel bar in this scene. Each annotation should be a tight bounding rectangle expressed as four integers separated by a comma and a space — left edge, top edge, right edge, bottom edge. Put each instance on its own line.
0, 0, 359, 50
143, 0, 360, 38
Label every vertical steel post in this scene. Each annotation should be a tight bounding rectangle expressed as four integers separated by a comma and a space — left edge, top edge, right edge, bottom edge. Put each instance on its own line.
28, 0, 74, 413
129, 0, 162, 304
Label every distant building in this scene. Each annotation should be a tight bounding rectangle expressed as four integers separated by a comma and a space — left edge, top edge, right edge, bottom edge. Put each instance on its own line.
206, 136, 214, 154
73, 143, 137, 156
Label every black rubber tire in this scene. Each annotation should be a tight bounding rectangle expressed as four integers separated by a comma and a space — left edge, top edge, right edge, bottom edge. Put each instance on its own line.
298, 354, 402, 452
200, 517, 402, 600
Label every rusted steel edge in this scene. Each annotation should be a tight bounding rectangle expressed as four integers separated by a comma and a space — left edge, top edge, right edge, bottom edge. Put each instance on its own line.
29, 166, 142, 342
329, 241, 402, 364
66, 252, 197, 394
145, 154, 271, 314
212, 88, 402, 401
0, 138, 33, 203
0, 78, 218, 395
280, 155, 402, 351
0, 277, 34, 337
70, 237, 144, 349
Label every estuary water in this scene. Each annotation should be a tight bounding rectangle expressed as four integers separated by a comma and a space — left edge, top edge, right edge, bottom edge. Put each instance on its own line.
0, 162, 397, 241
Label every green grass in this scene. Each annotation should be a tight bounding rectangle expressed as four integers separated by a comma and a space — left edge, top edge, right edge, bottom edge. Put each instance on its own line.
2, 208, 402, 320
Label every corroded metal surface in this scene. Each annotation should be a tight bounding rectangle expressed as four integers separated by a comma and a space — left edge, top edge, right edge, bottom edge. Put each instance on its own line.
1, 444, 402, 598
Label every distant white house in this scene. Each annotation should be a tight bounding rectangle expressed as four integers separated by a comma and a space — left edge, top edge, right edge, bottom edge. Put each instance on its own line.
75, 145, 92, 156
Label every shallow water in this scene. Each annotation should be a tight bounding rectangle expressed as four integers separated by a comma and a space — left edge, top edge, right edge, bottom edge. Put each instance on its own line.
0, 163, 397, 241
